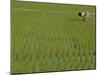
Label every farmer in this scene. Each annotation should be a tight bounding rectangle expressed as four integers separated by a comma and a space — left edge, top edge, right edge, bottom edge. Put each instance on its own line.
78, 12, 90, 21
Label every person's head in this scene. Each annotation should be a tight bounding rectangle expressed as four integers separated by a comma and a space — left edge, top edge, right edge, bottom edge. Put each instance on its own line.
78, 12, 82, 16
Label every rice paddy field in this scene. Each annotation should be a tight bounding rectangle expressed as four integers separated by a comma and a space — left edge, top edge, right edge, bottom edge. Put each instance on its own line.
11, 1, 96, 74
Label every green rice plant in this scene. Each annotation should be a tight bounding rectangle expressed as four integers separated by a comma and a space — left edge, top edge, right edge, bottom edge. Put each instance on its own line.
12, 1, 96, 74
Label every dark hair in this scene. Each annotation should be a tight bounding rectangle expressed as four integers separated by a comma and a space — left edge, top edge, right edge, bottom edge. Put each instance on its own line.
78, 12, 81, 16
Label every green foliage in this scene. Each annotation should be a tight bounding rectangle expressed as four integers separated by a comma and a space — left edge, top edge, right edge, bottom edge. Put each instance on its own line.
12, 1, 96, 74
